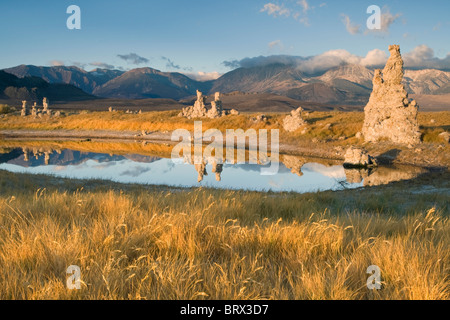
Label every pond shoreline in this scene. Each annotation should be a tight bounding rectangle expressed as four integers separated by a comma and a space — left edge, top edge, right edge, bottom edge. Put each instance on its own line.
1, 129, 449, 170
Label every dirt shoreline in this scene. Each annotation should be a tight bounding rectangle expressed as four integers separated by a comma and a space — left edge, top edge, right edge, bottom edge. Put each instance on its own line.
1, 129, 449, 170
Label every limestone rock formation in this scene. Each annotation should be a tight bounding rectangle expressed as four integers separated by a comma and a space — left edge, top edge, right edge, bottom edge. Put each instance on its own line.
251, 114, 268, 123
31, 102, 38, 117
179, 90, 241, 119
180, 90, 208, 119
283, 107, 305, 132
21, 100, 29, 117
343, 147, 377, 168
439, 132, 449, 144
43, 97, 50, 115
207, 92, 224, 119
362, 45, 421, 145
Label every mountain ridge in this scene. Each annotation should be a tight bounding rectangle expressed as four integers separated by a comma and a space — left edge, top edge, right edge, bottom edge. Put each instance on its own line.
3, 63, 450, 105
0, 70, 95, 102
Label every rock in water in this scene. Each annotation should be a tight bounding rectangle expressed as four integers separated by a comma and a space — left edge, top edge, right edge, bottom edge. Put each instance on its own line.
362, 45, 421, 145
343, 147, 377, 168
283, 107, 305, 132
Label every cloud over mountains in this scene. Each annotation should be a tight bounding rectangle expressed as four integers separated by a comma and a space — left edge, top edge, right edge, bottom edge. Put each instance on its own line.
403, 45, 450, 70
117, 53, 149, 65
223, 45, 450, 73
90, 62, 115, 70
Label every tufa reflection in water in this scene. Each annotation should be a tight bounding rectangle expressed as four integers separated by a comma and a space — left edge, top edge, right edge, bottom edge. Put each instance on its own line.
0, 145, 426, 192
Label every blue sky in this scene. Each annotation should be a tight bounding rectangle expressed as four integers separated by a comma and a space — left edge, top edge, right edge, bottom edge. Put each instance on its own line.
0, 0, 449, 79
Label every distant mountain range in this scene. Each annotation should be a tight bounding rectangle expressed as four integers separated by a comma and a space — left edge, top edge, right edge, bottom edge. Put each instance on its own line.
3, 63, 450, 105
3, 65, 123, 94
0, 70, 94, 102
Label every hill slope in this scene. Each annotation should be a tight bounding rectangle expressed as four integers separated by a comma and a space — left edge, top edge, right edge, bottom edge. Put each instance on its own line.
4, 65, 123, 94
0, 70, 94, 102
92, 67, 212, 99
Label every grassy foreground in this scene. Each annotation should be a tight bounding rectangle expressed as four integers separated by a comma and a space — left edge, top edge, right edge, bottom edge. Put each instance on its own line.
0, 170, 448, 300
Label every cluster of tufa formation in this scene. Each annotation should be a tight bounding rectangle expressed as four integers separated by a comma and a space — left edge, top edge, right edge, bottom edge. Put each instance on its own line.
206, 92, 224, 119
21, 98, 54, 117
180, 90, 213, 119
362, 45, 421, 145
282, 107, 306, 132
179, 90, 239, 119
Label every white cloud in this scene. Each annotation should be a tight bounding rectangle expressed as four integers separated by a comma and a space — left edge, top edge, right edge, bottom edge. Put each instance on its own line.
360, 49, 388, 67
341, 14, 361, 35
294, 0, 313, 26
72, 62, 87, 69
260, 3, 290, 17
403, 45, 450, 70
298, 49, 362, 73
260, 1, 325, 26
223, 46, 450, 73
364, 6, 402, 34
185, 71, 222, 81
90, 62, 115, 69
268, 40, 283, 49
433, 22, 442, 31
50, 60, 65, 66
117, 53, 149, 65
380, 9, 401, 32
297, 0, 310, 13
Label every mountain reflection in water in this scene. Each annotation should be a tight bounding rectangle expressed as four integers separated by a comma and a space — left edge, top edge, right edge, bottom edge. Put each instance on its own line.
0, 146, 426, 193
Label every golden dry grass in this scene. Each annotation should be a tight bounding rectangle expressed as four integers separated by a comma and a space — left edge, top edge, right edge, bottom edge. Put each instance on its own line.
0, 170, 448, 300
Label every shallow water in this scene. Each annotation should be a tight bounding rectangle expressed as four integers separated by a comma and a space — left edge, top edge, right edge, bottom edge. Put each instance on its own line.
0, 146, 425, 193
